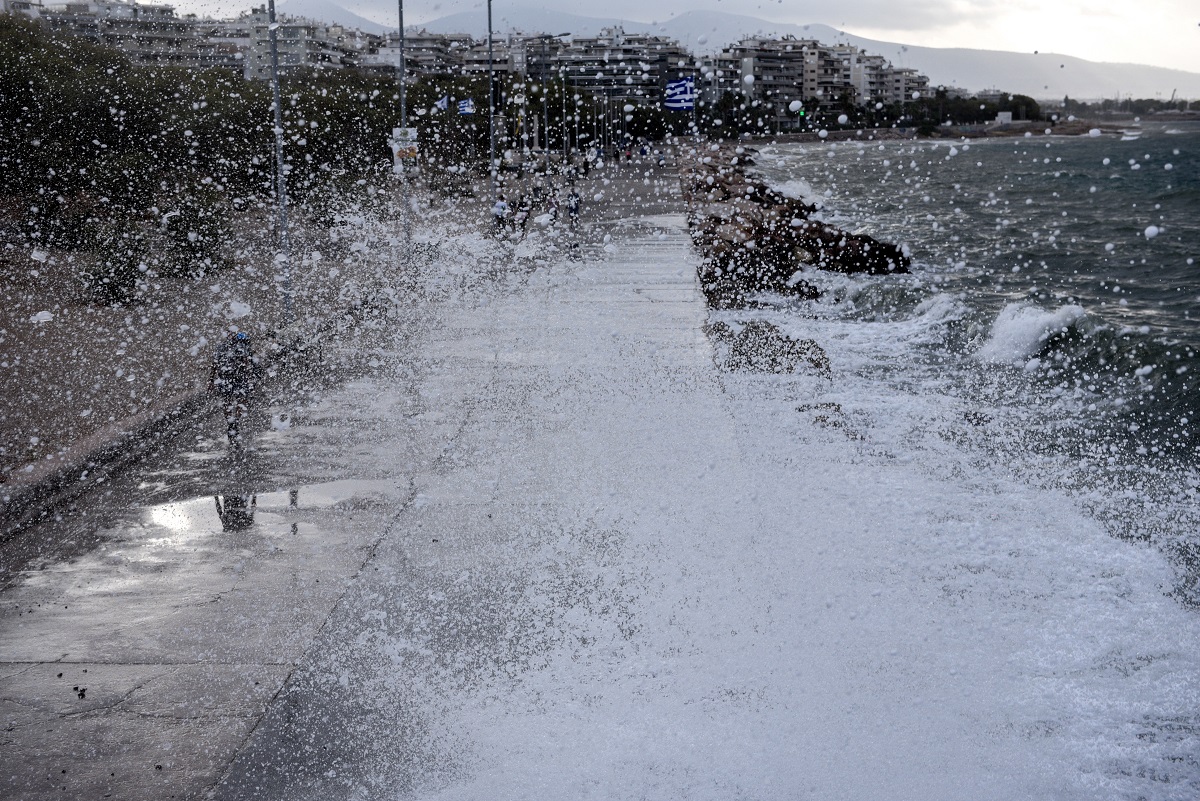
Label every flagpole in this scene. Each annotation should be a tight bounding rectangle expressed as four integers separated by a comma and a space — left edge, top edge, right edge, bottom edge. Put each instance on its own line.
691, 69, 697, 138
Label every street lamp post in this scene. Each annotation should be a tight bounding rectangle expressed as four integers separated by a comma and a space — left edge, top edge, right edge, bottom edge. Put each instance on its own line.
397, 0, 406, 125
572, 92, 580, 161
396, 0, 411, 243
266, 0, 291, 325
561, 70, 568, 163
486, 0, 495, 186
535, 33, 569, 163
541, 37, 550, 156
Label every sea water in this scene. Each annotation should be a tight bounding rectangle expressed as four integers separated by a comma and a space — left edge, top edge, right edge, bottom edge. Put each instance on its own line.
752, 123, 1200, 587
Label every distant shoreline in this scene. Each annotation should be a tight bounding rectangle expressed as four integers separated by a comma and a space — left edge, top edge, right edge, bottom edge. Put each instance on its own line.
754, 117, 1196, 145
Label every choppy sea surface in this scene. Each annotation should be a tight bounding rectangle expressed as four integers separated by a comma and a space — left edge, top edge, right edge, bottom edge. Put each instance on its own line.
753, 122, 1200, 587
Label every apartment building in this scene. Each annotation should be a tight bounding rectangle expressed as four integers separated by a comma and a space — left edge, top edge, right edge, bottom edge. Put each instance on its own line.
847, 51, 891, 105
2, 0, 44, 16
714, 38, 853, 103
709, 35, 931, 124
10, 1, 932, 113
885, 67, 929, 104
38, 0, 241, 69
239, 8, 370, 80
358, 29, 472, 76
711, 36, 812, 105
461, 37, 516, 75
554, 27, 691, 104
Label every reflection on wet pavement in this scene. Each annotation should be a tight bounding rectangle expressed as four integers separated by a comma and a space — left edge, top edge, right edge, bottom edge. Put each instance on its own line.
0, 308, 423, 800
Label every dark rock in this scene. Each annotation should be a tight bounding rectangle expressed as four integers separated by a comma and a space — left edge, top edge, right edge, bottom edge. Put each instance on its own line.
682, 148, 909, 311
707, 320, 830, 375
784, 218, 910, 275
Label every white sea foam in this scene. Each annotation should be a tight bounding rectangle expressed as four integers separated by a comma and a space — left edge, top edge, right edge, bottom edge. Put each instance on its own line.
207, 196, 1200, 801
976, 302, 1088, 364
401, 237, 1198, 799
769, 178, 820, 206
913, 291, 967, 324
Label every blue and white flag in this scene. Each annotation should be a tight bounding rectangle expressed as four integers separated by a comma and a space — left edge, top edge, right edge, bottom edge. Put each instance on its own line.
434, 95, 450, 111
665, 77, 695, 110
458, 98, 476, 115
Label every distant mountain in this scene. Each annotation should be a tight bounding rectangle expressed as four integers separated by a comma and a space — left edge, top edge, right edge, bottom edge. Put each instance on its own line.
771, 23, 1200, 102
402, 6, 629, 38
277, 0, 392, 34
405, 6, 793, 45
288, 3, 1200, 100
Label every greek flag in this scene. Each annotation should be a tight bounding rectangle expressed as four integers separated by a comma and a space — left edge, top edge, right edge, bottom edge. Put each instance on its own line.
434, 95, 450, 111
665, 77, 695, 110
458, 98, 475, 115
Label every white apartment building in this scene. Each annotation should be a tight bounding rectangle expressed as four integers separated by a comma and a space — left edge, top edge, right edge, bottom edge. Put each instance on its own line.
358, 29, 472, 76
710, 35, 931, 122
885, 67, 929, 103
553, 27, 691, 105
2, 0, 43, 16
240, 8, 364, 80
460, 37, 516, 74
38, 0, 241, 69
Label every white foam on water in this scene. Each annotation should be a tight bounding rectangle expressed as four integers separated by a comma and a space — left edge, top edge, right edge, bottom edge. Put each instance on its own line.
219, 166, 1200, 801
768, 178, 821, 206
316, 219, 1200, 801
401, 282, 1200, 798
976, 302, 1088, 364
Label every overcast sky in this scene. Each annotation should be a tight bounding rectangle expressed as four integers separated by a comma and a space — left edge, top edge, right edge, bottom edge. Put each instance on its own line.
183, 0, 1200, 73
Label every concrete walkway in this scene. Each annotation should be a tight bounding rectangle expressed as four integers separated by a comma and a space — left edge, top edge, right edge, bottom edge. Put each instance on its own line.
3, 165, 1197, 800
204, 207, 734, 800
0, 174, 725, 800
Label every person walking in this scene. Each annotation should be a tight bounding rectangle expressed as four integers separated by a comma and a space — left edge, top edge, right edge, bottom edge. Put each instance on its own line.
491, 194, 509, 235
566, 187, 581, 228
514, 194, 532, 238
209, 331, 260, 447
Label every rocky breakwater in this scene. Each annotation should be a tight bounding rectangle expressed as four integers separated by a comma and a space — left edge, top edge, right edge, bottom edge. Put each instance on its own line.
681, 143, 911, 377
682, 144, 910, 309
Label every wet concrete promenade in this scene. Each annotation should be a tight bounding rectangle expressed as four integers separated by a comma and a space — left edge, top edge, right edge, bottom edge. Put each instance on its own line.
5, 161, 1198, 800
0, 172, 708, 800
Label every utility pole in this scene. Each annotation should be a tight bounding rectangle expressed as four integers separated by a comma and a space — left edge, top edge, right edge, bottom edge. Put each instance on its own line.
266, 0, 292, 326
